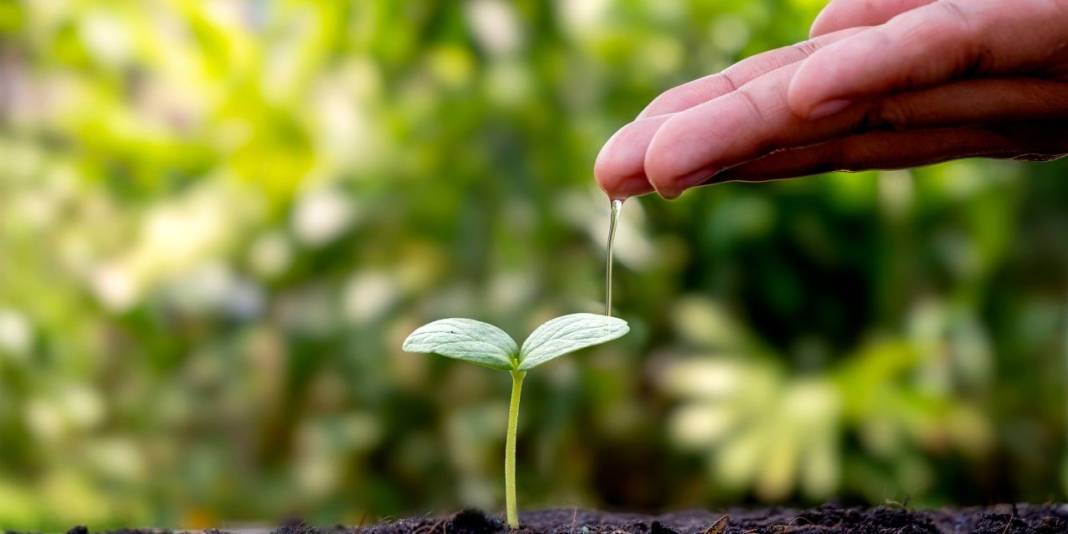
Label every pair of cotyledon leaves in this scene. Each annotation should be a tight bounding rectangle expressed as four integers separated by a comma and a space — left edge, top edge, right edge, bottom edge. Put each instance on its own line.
402, 313, 629, 371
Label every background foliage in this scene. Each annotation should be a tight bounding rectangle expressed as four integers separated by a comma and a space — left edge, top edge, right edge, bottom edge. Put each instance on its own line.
1, 0, 1066, 529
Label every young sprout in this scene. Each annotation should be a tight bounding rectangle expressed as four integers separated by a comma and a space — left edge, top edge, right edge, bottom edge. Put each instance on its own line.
402, 313, 629, 528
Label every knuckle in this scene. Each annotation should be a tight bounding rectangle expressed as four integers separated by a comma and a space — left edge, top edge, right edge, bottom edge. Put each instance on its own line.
868, 99, 911, 132
933, 1, 989, 45
896, 1, 976, 47
933, 1, 978, 36
935, 1, 995, 73
719, 71, 740, 93
937, 1, 970, 26
734, 91, 781, 154
788, 39, 822, 59
733, 88, 768, 124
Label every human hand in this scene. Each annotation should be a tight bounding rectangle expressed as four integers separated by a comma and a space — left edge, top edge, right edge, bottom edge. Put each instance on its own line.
595, 0, 1068, 200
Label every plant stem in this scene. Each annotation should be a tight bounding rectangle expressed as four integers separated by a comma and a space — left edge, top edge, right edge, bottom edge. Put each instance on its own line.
505, 370, 525, 528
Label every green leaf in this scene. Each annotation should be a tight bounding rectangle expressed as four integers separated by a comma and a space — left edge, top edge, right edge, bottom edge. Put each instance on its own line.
402, 318, 518, 370
518, 313, 629, 370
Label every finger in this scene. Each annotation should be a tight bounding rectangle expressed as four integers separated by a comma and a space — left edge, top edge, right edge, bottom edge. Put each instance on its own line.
709, 125, 1068, 184
637, 27, 866, 119
643, 73, 1068, 197
861, 79, 1068, 127
594, 115, 669, 198
600, 28, 863, 198
643, 61, 807, 198
809, 0, 933, 37
790, 0, 1068, 119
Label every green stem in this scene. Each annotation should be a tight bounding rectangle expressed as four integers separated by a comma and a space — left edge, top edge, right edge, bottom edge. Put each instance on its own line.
505, 370, 525, 528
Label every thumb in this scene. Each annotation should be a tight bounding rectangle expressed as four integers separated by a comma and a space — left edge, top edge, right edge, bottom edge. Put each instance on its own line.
790, 0, 1065, 119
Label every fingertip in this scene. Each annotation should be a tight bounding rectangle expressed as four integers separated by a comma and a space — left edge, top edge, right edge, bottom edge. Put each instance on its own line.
787, 51, 840, 119
612, 176, 657, 198
643, 113, 711, 199
642, 118, 682, 199
593, 129, 625, 191
595, 116, 672, 197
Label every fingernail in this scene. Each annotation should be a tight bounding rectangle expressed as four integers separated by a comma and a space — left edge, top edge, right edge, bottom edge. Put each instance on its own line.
808, 99, 852, 119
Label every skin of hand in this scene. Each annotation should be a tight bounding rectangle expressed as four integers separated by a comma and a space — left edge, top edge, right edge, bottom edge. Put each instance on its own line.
595, 0, 1068, 200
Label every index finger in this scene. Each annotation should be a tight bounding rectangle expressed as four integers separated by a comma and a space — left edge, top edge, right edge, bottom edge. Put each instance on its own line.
637, 27, 866, 119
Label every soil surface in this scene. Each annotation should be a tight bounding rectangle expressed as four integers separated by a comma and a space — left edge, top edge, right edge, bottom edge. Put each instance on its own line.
354, 504, 1068, 534
44, 504, 1068, 534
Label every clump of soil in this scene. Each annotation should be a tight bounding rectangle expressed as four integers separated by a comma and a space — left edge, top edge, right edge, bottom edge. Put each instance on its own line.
48, 504, 1068, 534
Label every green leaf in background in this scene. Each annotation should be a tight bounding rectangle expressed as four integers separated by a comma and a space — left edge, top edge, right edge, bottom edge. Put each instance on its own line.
402, 318, 518, 370
518, 313, 629, 370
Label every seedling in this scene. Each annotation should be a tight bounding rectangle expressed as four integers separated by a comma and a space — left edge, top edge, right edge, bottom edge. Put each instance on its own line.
402, 312, 629, 528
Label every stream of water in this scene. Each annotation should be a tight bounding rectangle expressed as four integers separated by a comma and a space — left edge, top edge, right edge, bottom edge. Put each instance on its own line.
605, 198, 623, 316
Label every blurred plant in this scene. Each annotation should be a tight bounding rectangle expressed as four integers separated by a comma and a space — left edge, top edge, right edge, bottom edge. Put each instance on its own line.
403, 313, 628, 527
660, 297, 993, 502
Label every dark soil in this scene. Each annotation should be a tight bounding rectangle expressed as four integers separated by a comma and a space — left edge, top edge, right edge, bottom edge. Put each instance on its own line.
43, 504, 1068, 534
354, 504, 1068, 534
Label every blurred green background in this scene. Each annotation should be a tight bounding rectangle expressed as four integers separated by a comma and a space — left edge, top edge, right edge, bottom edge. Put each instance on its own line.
1, 0, 1066, 530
